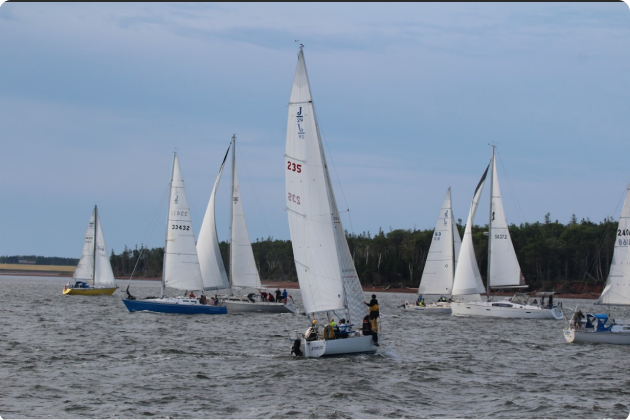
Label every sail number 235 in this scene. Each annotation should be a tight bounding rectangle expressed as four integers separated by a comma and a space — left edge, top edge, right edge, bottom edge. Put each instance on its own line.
287, 161, 302, 173
287, 193, 301, 205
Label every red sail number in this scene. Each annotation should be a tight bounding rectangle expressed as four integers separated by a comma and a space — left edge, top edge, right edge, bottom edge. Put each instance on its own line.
287, 161, 302, 173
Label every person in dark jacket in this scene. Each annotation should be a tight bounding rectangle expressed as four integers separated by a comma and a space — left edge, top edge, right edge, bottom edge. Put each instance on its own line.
361, 315, 378, 345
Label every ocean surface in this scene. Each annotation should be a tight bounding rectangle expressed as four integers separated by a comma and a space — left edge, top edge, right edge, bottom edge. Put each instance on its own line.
0, 275, 629, 419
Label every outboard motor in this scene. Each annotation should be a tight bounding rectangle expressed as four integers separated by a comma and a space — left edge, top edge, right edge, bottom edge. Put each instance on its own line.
291, 338, 303, 357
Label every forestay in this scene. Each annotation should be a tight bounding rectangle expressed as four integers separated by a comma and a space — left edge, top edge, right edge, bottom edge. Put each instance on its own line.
451, 165, 489, 297
197, 148, 231, 291
230, 160, 262, 290
418, 188, 461, 295
488, 154, 524, 288
285, 48, 367, 324
164, 154, 205, 291
598, 183, 630, 305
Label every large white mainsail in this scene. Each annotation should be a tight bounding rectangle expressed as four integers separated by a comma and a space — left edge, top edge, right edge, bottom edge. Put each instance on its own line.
197, 148, 231, 291
488, 152, 524, 288
418, 188, 460, 295
93, 209, 116, 286
230, 152, 262, 290
285, 47, 367, 324
451, 165, 489, 298
597, 184, 630, 305
163, 154, 205, 292
73, 209, 96, 282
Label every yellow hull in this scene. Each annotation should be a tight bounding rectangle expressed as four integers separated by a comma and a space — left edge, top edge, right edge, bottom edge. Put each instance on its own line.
63, 287, 118, 296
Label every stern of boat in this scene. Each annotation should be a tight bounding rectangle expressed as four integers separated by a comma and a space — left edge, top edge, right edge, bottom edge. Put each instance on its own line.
563, 328, 576, 343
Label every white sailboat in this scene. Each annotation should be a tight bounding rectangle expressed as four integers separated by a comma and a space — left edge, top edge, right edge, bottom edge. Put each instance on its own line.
197, 136, 297, 314
450, 146, 564, 319
405, 188, 461, 313
122, 153, 227, 315
286, 46, 377, 357
564, 183, 630, 344
63, 205, 118, 295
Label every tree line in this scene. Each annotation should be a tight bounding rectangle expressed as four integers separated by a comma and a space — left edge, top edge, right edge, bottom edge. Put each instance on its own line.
105, 213, 617, 293
0, 255, 79, 266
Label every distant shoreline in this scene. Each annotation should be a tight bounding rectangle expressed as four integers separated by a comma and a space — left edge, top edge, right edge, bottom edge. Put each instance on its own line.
0, 270, 601, 299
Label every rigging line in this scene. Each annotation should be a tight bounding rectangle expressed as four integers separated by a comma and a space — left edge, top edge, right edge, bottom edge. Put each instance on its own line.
496, 148, 527, 225
313, 106, 355, 235
127, 183, 170, 284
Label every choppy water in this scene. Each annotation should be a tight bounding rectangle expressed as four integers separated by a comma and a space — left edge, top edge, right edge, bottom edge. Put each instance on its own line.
1, 275, 629, 419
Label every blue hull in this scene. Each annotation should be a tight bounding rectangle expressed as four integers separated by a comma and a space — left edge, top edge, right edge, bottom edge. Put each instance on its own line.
122, 299, 228, 315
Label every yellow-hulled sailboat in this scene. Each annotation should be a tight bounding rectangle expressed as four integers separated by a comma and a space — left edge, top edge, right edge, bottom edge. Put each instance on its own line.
63, 205, 118, 295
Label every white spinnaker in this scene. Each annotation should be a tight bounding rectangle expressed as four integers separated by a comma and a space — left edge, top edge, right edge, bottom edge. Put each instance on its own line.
419, 188, 456, 295
93, 210, 116, 286
488, 155, 524, 288
230, 162, 262, 290
164, 154, 204, 291
285, 48, 346, 316
598, 184, 630, 305
73, 208, 96, 282
197, 149, 231, 291
452, 165, 489, 298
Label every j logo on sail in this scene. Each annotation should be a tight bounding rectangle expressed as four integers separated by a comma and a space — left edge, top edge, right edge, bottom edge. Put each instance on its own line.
174, 194, 179, 204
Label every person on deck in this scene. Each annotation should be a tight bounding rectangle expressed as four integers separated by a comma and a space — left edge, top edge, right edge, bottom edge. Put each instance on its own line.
336, 319, 349, 338
268, 293, 275, 302
247, 293, 256, 303
199, 295, 207, 304
548, 294, 554, 309
260, 291, 268, 301
214, 294, 219, 305
282, 289, 288, 302
364, 294, 380, 332
361, 315, 378, 345
323, 319, 336, 340
305, 319, 319, 341
417, 295, 423, 306
189, 292, 195, 298
275, 289, 282, 302
573, 309, 585, 330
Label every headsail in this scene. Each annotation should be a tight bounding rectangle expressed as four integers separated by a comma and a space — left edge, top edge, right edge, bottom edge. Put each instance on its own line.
285, 47, 367, 323
598, 184, 630, 305
451, 165, 489, 298
230, 153, 263, 290
418, 188, 457, 295
74, 209, 96, 282
197, 147, 231, 291
164, 154, 204, 291
93, 208, 116, 286
488, 153, 524, 288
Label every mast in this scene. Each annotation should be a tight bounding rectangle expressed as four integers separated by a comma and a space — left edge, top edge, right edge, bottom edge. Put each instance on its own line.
161, 153, 176, 299
228, 134, 236, 296
486, 145, 495, 302
92, 205, 98, 287
449, 187, 456, 284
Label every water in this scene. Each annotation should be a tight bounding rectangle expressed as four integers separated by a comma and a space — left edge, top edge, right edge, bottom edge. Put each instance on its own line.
1, 275, 629, 419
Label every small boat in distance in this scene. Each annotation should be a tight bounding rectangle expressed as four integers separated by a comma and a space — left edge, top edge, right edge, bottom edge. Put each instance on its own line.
63, 205, 118, 296
564, 183, 630, 344
405, 187, 461, 314
122, 153, 227, 315
450, 146, 563, 319
196, 136, 297, 314
285, 46, 378, 357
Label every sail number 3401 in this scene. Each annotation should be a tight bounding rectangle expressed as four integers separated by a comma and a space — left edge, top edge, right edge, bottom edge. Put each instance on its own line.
287, 161, 302, 173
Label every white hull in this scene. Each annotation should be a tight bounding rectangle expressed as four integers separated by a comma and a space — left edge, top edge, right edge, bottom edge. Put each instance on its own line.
301, 334, 378, 357
222, 299, 297, 314
451, 301, 564, 319
404, 301, 451, 314
563, 328, 630, 345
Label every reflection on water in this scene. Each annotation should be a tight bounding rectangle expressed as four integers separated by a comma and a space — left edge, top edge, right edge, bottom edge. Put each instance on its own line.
0, 275, 628, 419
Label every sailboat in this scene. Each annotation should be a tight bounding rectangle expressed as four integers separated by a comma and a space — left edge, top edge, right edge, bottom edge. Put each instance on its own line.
63, 205, 118, 295
196, 136, 297, 313
286, 46, 377, 357
405, 188, 461, 313
122, 153, 227, 315
450, 146, 564, 319
563, 183, 630, 344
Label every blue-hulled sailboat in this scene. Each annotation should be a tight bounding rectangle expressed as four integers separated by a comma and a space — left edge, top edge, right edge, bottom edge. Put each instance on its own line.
122, 153, 227, 315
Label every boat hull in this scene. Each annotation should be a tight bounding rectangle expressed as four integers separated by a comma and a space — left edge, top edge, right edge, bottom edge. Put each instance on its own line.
302, 334, 378, 357
404, 302, 451, 314
63, 286, 118, 296
122, 298, 228, 315
563, 328, 630, 345
451, 301, 563, 319
223, 300, 297, 314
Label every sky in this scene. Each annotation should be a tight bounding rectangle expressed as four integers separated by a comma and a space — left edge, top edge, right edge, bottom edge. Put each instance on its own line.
1, 2, 630, 259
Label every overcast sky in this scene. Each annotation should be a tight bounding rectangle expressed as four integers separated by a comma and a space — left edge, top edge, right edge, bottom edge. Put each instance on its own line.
1, 2, 629, 259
